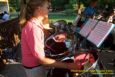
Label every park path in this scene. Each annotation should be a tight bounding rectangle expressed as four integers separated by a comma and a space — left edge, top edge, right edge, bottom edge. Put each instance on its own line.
0, 63, 27, 77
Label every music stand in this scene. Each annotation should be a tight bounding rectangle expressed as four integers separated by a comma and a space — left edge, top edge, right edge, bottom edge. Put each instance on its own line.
79, 19, 98, 38
79, 20, 115, 77
78, 19, 98, 50
87, 21, 115, 47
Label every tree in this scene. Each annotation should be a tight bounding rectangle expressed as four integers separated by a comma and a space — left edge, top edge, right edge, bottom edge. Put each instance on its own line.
9, 0, 20, 11
51, 0, 69, 11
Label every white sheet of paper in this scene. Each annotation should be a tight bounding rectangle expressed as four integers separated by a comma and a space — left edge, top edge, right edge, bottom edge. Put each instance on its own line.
79, 19, 98, 37
87, 21, 115, 47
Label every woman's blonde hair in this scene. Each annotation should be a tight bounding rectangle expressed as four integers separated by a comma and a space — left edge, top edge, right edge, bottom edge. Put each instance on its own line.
19, 0, 50, 28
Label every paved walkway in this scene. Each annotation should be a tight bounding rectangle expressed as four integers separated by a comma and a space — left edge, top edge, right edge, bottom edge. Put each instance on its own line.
0, 63, 27, 77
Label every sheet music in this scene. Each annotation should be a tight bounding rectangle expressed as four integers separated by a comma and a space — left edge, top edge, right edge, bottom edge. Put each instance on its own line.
79, 19, 98, 37
87, 21, 115, 47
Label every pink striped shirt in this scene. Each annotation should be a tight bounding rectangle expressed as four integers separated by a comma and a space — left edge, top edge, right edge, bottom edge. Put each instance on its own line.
21, 18, 45, 67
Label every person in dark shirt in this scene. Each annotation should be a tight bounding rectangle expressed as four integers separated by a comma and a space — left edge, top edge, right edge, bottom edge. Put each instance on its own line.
83, 0, 98, 19
45, 31, 69, 59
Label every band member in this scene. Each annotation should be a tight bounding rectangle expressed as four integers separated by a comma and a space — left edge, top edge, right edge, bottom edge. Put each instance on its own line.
20, 0, 79, 77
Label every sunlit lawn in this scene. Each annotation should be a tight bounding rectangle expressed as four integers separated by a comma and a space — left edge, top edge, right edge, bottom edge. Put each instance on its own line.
49, 12, 76, 23
10, 12, 76, 23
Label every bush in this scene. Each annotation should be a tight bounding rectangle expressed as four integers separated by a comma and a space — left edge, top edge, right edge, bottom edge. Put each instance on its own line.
9, 7, 16, 13
64, 9, 75, 16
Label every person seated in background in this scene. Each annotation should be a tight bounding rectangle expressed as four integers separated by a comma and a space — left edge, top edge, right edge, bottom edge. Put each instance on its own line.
52, 20, 67, 33
74, 0, 98, 30
2, 11, 9, 21
45, 31, 70, 59
0, 13, 4, 19
0, 13, 4, 23
107, 9, 115, 23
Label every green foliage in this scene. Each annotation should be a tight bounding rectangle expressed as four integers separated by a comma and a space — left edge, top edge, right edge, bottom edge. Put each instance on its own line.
51, 0, 69, 11
65, 0, 77, 9
98, 0, 115, 8
9, 7, 16, 13
64, 9, 75, 15
9, 0, 20, 11
49, 13, 76, 22
63, 0, 78, 15
80, 0, 89, 7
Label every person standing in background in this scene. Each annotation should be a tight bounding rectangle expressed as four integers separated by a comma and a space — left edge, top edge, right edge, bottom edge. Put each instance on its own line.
83, 0, 98, 19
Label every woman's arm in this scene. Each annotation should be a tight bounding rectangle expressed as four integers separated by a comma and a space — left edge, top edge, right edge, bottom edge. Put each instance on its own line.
39, 56, 78, 70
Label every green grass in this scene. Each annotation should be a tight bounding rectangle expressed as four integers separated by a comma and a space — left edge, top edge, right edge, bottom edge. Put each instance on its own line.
49, 12, 76, 23
10, 12, 19, 19
10, 12, 76, 23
